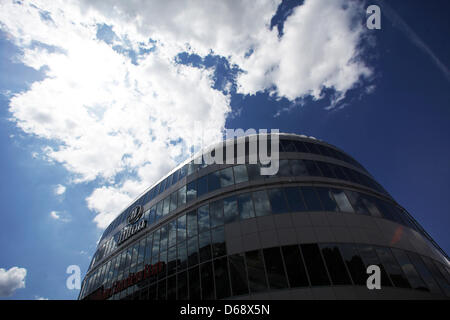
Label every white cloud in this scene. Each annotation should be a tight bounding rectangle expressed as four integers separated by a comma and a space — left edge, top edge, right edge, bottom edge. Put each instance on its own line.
0, 267, 27, 297
53, 184, 66, 195
35, 295, 49, 300
0, 0, 374, 229
50, 210, 71, 222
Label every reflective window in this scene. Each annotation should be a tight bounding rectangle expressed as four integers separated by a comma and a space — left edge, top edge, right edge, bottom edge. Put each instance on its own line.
168, 220, 177, 248
247, 164, 262, 181
361, 195, 383, 218
167, 246, 177, 276
252, 190, 271, 217
407, 252, 441, 294
177, 215, 186, 243
277, 159, 291, 177
156, 201, 163, 221
281, 245, 309, 287
280, 139, 297, 152
199, 231, 212, 262
177, 186, 186, 207
344, 190, 370, 215
330, 188, 354, 213
246, 250, 268, 293
290, 159, 308, 176
304, 160, 321, 176
198, 205, 210, 233
186, 181, 197, 203
163, 197, 170, 216
267, 188, 289, 214
188, 266, 201, 299
159, 224, 168, 253
201, 262, 215, 299
284, 186, 307, 212
229, 253, 249, 296
144, 233, 153, 265
197, 175, 208, 197
223, 196, 239, 224
233, 165, 248, 184
421, 257, 450, 297
301, 244, 330, 286
316, 162, 336, 179
210, 200, 224, 228
169, 192, 177, 212
187, 210, 198, 238
238, 193, 255, 220
391, 248, 428, 291
300, 186, 323, 211
263, 247, 288, 289
157, 279, 166, 300
167, 275, 176, 300
211, 226, 226, 258
375, 247, 410, 289
219, 167, 234, 188
187, 236, 199, 267
208, 171, 221, 193
177, 241, 187, 271
320, 244, 352, 285
214, 257, 231, 299
316, 187, 339, 212
177, 271, 188, 300
151, 229, 160, 264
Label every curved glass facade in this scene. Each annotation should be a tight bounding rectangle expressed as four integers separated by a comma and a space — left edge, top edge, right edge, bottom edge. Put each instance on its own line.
79, 134, 450, 300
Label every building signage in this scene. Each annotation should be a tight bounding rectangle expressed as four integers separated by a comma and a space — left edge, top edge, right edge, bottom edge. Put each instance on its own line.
87, 262, 164, 300
117, 205, 147, 245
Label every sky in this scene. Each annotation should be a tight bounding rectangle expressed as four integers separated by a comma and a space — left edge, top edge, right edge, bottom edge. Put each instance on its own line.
0, 0, 448, 300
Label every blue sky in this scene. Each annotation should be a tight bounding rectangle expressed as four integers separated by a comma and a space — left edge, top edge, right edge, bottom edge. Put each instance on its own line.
0, 0, 448, 300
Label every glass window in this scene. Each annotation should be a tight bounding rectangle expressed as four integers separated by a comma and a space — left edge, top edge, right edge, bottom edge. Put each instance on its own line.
290, 159, 308, 176
144, 233, 153, 265
210, 200, 224, 228
281, 245, 309, 287
229, 253, 249, 296
171, 170, 179, 186
320, 244, 352, 285
304, 160, 321, 177
197, 205, 210, 233
238, 193, 255, 220
280, 139, 297, 152
199, 231, 212, 262
148, 206, 156, 225
177, 214, 187, 243
233, 165, 248, 184
252, 190, 272, 217
187, 236, 199, 267
375, 247, 411, 289
223, 196, 239, 224
138, 237, 146, 265
277, 159, 291, 177
187, 210, 198, 238
300, 243, 330, 286
159, 224, 168, 253
391, 248, 428, 291
284, 186, 307, 212
177, 241, 187, 271
407, 252, 441, 294
177, 271, 188, 300
361, 195, 383, 218
328, 163, 348, 180
211, 226, 226, 258
421, 257, 450, 297
152, 229, 160, 264
300, 186, 323, 211
167, 275, 177, 300
157, 279, 166, 300
188, 266, 201, 299
197, 175, 208, 197
168, 220, 177, 248
186, 181, 197, 203
305, 142, 321, 155
208, 171, 221, 193
200, 262, 215, 300
177, 185, 186, 207
358, 244, 392, 287
156, 201, 163, 221
245, 250, 268, 293
162, 197, 170, 216
330, 188, 354, 213
263, 247, 288, 289
214, 257, 231, 299
316, 187, 339, 212
267, 188, 289, 214
316, 162, 336, 179
246, 164, 262, 181
219, 167, 234, 188
167, 246, 177, 276
293, 140, 308, 153
344, 190, 370, 215
170, 192, 177, 213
